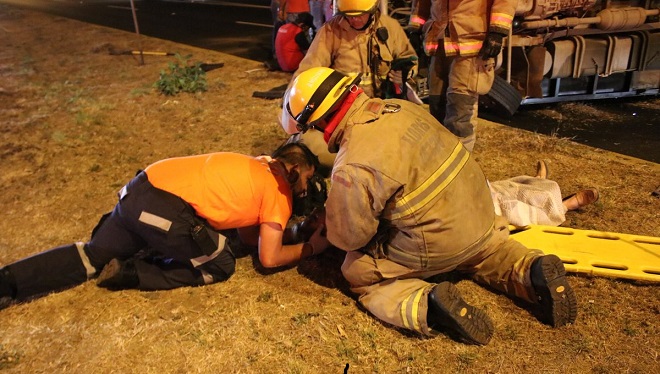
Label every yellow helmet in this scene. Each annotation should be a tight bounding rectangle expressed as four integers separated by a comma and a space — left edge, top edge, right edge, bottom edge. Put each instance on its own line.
281, 67, 361, 134
336, 0, 378, 17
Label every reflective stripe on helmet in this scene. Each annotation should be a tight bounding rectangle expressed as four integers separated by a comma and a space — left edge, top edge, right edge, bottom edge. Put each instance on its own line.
293, 70, 346, 129
281, 67, 363, 135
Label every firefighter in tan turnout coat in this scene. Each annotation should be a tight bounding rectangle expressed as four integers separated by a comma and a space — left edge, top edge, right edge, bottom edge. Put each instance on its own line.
293, 0, 418, 99
279, 67, 578, 345
409, 0, 516, 152
287, 0, 419, 175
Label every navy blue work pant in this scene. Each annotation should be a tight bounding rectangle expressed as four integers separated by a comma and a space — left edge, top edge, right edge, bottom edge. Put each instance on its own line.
6, 172, 235, 300
87, 172, 235, 290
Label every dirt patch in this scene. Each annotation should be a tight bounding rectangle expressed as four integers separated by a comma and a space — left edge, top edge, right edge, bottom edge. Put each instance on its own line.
1, 5, 659, 374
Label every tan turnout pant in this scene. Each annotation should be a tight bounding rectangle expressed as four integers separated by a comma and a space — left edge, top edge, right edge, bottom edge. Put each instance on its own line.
340, 216, 542, 336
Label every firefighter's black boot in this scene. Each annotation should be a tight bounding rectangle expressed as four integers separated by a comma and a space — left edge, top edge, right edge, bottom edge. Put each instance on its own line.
427, 282, 494, 345
5, 243, 90, 302
530, 255, 578, 327
97, 258, 139, 290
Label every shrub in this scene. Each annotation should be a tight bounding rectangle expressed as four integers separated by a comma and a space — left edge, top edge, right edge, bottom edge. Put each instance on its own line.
154, 53, 207, 95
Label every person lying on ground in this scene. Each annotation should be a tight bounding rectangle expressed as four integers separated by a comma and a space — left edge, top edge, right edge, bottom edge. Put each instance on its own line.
284, 136, 600, 229
489, 159, 600, 227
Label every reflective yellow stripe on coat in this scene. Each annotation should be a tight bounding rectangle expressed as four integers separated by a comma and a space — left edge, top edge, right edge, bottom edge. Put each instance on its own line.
444, 40, 483, 56
389, 143, 469, 220
490, 12, 513, 30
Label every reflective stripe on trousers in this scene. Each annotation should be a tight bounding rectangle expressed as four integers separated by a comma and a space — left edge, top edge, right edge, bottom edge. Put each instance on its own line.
340, 216, 543, 336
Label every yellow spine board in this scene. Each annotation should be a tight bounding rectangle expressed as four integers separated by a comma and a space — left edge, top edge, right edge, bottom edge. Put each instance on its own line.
510, 225, 660, 283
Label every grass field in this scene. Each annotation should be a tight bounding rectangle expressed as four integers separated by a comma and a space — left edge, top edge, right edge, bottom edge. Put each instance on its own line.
1, 5, 658, 373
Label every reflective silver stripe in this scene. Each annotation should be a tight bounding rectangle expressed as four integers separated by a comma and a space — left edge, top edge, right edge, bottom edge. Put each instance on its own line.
400, 287, 425, 332
388, 143, 469, 220
118, 184, 128, 200
199, 269, 214, 285
400, 292, 412, 329
190, 234, 227, 267
386, 225, 494, 269
138, 211, 172, 232
75, 242, 96, 278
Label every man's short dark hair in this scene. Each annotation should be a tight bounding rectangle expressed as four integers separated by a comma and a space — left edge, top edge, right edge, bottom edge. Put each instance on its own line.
272, 142, 320, 171
274, 142, 327, 217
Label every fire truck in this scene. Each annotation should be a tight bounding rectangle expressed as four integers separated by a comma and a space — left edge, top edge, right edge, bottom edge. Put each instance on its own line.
389, 0, 660, 116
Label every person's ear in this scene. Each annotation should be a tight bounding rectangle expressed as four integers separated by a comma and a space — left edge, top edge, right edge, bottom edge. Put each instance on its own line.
287, 165, 300, 184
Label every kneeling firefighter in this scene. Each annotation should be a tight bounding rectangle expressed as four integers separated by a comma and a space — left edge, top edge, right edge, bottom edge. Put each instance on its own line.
279, 67, 578, 345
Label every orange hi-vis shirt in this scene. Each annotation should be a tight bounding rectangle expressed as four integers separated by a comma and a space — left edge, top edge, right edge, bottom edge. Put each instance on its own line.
282, 0, 310, 14
144, 153, 293, 230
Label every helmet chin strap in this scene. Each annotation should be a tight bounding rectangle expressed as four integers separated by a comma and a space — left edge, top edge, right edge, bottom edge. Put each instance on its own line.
323, 86, 363, 144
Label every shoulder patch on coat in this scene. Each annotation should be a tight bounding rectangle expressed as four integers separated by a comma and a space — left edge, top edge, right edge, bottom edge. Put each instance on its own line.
332, 173, 352, 188
355, 101, 383, 124
366, 101, 384, 115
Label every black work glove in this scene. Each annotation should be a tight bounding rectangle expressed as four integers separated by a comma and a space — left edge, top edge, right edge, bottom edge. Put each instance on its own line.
478, 32, 506, 60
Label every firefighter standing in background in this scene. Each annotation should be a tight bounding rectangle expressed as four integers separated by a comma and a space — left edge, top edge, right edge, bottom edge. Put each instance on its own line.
285, 0, 419, 173
280, 67, 578, 345
0, 144, 326, 310
293, 0, 418, 99
409, 0, 516, 152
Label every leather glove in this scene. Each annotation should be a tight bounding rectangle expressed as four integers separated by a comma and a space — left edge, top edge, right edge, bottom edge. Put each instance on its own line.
307, 222, 330, 256
478, 32, 506, 60
291, 206, 326, 243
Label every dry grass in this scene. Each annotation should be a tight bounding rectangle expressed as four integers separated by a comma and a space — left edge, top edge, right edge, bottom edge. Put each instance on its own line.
1, 5, 659, 373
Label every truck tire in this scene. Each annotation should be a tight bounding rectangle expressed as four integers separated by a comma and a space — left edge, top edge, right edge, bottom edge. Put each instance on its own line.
479, 75, 523, 117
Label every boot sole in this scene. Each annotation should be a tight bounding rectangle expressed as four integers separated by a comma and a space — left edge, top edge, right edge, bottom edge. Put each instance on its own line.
534, 255, 578, 327
431, 282, 494, 345
96, 258, 122, 288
